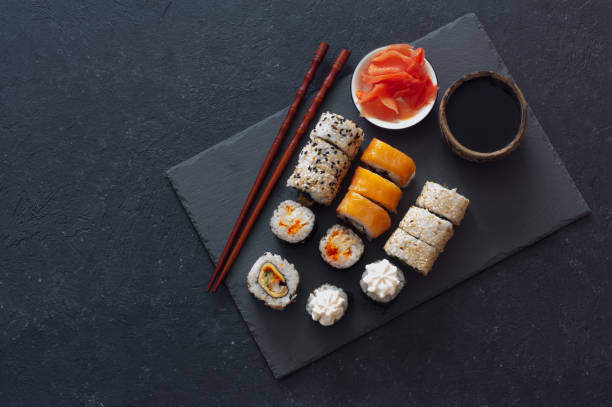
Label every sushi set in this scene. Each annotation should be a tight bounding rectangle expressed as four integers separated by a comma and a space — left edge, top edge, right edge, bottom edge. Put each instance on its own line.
167, 14, 589, 378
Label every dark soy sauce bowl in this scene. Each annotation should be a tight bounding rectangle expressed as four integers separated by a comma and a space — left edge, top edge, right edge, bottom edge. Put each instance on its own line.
438, 71, 528, 163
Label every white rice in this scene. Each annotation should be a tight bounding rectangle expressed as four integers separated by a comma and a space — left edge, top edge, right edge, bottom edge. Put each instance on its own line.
318, 224, 364, 269
310, 112, 364, 160
269, 200, 315, 243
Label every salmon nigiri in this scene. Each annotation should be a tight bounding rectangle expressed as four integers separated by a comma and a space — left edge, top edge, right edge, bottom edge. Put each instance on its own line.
361, 138, 416, 188
348, 167, 402, 212
336, 191, 391, 240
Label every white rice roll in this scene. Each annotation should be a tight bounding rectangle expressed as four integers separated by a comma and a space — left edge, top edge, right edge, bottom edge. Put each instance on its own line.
286, 138, 350, 205
246, 252, 299, 310
269, 200, 315, 243
310, 112, 364, 160
319, 224, 364, 269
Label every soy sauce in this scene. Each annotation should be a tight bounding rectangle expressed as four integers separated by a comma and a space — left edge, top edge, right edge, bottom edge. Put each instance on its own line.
445, 77, 521, 153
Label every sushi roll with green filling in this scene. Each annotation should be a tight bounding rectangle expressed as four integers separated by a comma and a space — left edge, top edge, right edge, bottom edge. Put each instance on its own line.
360, 259, 405, 303
306, 283, 348, 326
269, 200, 315, 243
319, 224, 364, 269
247, 253, 299, 310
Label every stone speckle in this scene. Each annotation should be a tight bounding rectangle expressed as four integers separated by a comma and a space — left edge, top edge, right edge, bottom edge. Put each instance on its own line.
0, 0, 611, 406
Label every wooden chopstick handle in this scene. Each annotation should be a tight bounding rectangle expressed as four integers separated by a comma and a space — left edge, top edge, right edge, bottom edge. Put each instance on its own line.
212, 48, 350, 293
205, 42, 329, 292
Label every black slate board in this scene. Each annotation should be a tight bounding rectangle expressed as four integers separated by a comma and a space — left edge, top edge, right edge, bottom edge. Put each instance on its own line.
167, 14, 589, 379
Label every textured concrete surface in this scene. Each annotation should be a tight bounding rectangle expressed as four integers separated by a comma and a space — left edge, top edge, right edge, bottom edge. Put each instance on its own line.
1, 0, 611, 405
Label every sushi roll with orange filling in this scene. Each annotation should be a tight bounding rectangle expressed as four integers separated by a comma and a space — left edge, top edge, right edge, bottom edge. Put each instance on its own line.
336, 191, 391, 239
269, 200, 315, 243
361, 138, 416, 188
319, 224, 364, 269
348, 166, 402, 212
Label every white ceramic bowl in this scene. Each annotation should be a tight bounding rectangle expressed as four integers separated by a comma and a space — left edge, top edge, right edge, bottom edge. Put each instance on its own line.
351, 45, 438, 130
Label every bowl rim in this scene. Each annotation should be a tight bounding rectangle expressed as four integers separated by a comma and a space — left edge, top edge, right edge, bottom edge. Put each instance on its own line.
438, 71, 528, 162
351, 45, 438, 130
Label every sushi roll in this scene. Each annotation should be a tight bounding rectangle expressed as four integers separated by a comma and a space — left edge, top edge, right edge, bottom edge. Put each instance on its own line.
336, 191, 391, 240
361, 138, 416, 188
360, 259, 405, 303
269, 200, 315, 243
306, 283, 348, 326
310, 112, 364, 160
399, 206, 454, 251
348, 166, 403, 212
247, 252, 299, 310
286, 138, 350, 205
384, 228, 439, 275
415, 181, 470, 225
319, 224, 364, 269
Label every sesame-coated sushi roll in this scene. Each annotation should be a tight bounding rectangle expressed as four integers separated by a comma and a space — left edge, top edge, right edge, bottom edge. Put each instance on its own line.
399, 206, 454, 251
384, 228, 439, 275
247, 253, 299, 310
348, 166, 403, 212
319, 224, 364, 269
336, 191, 391, 240
306, 283, 348, 326
361, 138, 416, 188
269, 200, 315, 243
415, 181, 470, 225
286, 138, 350, 205
310, 112, 364, 160
360, 259, 405, 303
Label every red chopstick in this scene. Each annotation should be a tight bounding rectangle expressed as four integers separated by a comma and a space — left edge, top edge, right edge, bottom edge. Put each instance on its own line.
205, 42, 329, 292
211, 48, 351, 293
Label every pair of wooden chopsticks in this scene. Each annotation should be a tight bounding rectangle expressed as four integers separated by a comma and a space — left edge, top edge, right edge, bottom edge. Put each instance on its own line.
207, 43, 351, 293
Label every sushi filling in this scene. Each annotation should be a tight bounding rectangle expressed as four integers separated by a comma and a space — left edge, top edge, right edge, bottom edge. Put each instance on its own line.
257, 263, 288, 298
323, 229, 354, 263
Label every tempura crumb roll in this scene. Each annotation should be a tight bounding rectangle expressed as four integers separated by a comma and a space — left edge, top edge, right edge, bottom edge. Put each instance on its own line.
415, 181, 470, 225
286, 138, 350, 205
384, 228, 439, 275
310, 112, 364, 160
399, 206, 454, 251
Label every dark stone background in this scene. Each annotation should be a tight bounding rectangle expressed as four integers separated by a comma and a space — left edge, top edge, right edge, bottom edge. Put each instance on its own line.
1, 0, 610, 405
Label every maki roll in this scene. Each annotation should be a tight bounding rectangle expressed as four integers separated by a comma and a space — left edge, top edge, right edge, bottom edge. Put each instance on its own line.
348, 166, 403, 212
310, 112, 364, 160
306, 283, 348, 326
384, 228, 439, 276
247, 253, 299, 310
269, 200, 315, 243
360, 259, 405, 303
286, 138, 350, 205
399, 206, 454, 251
336, 191, 391, 240
361, 138, 416, 188
415, 181, 470, 226
319, 224, 364, 269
